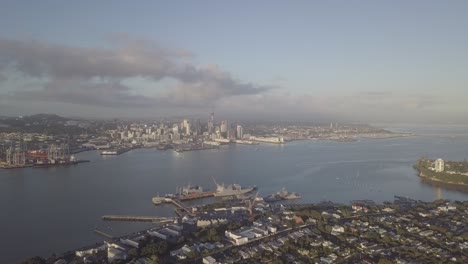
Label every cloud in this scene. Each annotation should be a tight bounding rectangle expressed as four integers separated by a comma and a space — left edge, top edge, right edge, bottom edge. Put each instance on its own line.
0, 37, 272, 107
217, 92, 451, 122
11, 79, 155, 107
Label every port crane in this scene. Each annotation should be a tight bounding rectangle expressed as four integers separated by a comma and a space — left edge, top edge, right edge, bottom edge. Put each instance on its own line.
246, 192, 259, 220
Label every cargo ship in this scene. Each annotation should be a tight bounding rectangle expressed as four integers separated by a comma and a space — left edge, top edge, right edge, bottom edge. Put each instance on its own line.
152, 184, 215, 205
177, 184, 214, 201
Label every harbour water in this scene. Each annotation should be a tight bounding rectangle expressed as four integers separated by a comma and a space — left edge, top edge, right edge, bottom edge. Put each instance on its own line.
1, 124, 468, 263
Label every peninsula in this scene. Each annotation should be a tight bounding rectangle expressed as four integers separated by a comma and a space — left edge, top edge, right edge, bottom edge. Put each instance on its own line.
414, 158, 468, 187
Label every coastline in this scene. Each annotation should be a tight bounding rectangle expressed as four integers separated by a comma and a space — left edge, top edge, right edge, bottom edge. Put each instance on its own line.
417, 170, 468, 189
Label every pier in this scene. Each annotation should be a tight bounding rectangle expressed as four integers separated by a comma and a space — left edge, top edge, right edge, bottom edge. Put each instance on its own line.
169, 199, 194, 216
102, 215, 176, 223
94, 229, 113, 239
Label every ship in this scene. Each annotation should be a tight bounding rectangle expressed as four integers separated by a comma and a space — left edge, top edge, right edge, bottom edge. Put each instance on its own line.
33, 156, 90, 168
213, 182, 256, 197
100, 147, 133, 155
177, 184, 214, 201
277, 187, 302, 200
263, 194, 283, 203
210, 175, 256, 197
152, 196, 172, 205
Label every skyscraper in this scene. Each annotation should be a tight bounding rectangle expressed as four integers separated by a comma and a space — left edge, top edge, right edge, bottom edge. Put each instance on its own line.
220, 120, 228, 133
236, 125, 243, 139
207, 112, 214, 133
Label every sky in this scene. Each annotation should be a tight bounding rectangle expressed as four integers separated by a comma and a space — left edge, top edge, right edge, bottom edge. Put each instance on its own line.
0, 0, 467, 123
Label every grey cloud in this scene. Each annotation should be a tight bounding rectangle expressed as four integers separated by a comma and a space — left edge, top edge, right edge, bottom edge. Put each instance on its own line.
11, 79, 156, 107
217, 92, 452, 123
0, 38, 271, 107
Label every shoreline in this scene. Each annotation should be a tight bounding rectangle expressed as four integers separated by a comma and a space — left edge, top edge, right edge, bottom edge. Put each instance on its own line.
417, 170, 468, 189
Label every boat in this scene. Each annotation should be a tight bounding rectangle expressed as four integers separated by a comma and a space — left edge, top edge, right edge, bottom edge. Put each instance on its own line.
100, 147, 133, 155
282, 192, 302, 200
177, 184, 214, 201
33, 158, 90, 168
101, 150, 118, 155
276, 187, 302, 200
263, 194, 283, 203
152, 196, 172, 205
213, 183, 256, 197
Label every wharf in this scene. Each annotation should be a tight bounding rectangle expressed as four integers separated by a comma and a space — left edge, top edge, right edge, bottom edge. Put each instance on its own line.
152, 197, 196, 217
1, 164, 32, 169
178, 192, 215, 201
94, 229, 113, 239
100, 147, 134, 155
33, 160, 90, 168
174, 145, 218, 153
102, 215, 176, 223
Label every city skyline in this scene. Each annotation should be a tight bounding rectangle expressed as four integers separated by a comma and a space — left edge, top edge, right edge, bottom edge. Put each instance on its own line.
1, 1, 468, 123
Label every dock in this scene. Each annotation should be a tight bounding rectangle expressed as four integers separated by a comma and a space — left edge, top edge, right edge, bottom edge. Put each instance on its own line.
94, 229, 113, 239
179, 192, 214, 201
102, 215, 176, 223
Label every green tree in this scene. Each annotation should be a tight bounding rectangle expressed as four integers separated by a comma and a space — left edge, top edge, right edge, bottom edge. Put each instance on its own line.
151, 255, 159, 264
128, 248, 139, 258
20, 257, 46, 264
378, 258, 393, 264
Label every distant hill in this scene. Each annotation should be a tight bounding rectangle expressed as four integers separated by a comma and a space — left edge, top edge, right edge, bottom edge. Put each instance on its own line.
25, 113, 68, 121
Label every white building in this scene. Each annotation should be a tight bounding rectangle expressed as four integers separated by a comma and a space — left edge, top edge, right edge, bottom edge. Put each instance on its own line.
203, 256, 217, 264
435, 159, 445, 172
236, 125, 243, 139
225, 231, 248, 245
220, 120, 228, 133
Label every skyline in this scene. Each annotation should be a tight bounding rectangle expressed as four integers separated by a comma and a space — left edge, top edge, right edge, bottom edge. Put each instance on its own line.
1, 1, 468, 123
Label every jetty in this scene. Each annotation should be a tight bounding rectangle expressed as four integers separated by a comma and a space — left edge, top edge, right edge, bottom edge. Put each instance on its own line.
102, 215, 176, 223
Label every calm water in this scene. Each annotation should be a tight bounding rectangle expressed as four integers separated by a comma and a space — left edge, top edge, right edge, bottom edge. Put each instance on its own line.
1, 125, 468, 263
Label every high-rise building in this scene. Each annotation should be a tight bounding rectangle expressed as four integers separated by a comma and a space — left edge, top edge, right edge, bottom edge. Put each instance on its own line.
196, 119, 201, 134
220, 120, 228, 133
435, 159, 445, 172
236, 125, 243, 139
207, 112, 214, 133
220, 120, 228, 138
185, 123, 191, 135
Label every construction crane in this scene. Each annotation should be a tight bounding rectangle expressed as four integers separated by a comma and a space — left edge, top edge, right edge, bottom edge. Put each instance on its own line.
246, 192, 259, 220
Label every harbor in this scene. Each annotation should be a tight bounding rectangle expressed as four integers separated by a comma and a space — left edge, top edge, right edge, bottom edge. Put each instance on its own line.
1, 143, 90, 169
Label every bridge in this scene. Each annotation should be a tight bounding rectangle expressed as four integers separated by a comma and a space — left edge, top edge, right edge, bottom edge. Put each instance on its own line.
169, 199, 195, 216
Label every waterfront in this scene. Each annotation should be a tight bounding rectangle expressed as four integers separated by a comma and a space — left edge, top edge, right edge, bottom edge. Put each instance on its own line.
1, 125, 468, 263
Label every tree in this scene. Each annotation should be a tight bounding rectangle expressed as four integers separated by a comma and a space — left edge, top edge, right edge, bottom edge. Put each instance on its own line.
20, 257, 46, 264
151, 255, 159, 264
378, 258, 393, 264
128, 248, 139, 258
141, 243, 158, 256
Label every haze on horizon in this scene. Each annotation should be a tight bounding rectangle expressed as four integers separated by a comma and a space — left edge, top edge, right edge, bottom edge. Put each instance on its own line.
0, 1, 467, 123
